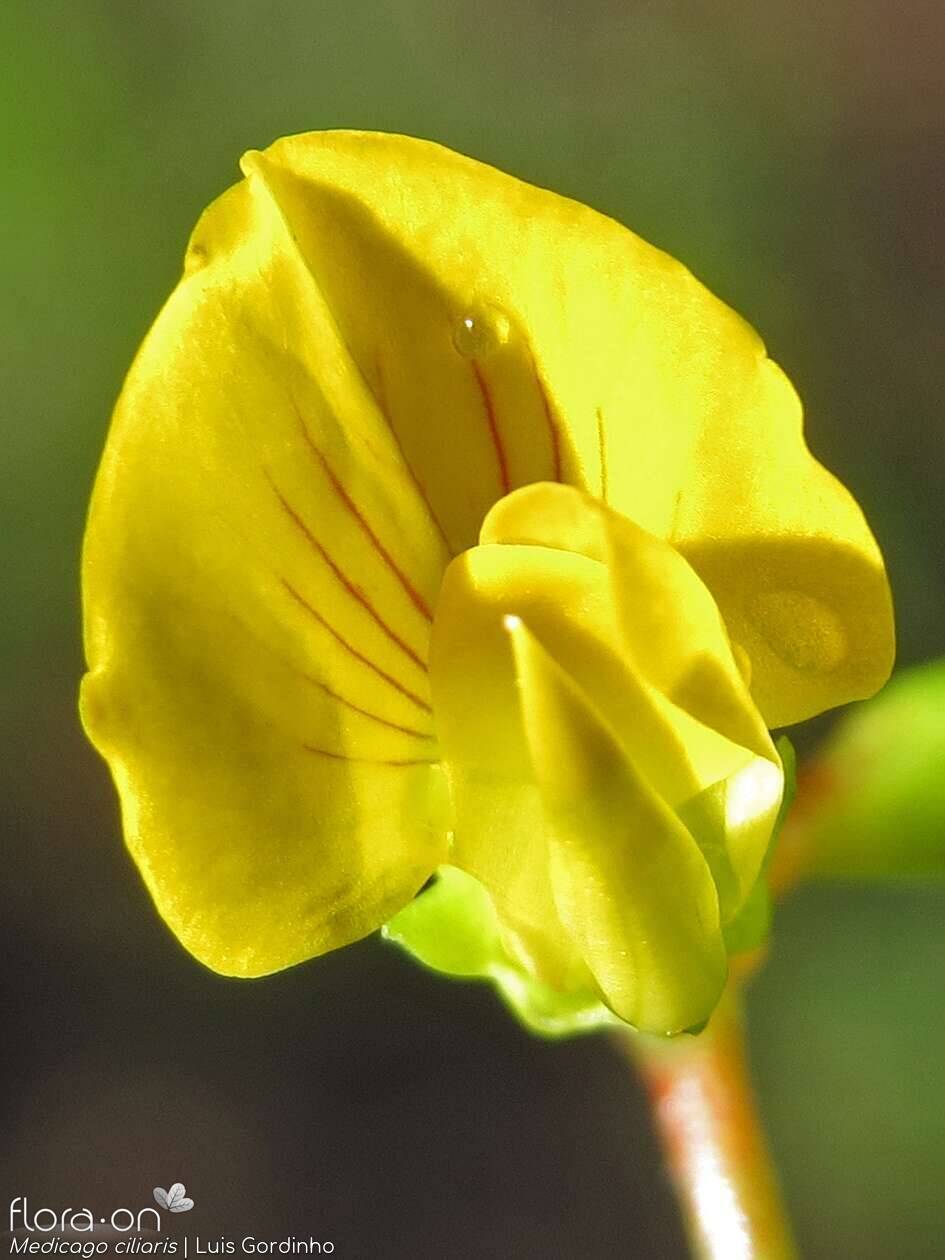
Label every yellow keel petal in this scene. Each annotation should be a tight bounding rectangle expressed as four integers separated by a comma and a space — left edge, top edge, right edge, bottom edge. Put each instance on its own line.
507, 618, 727, 1033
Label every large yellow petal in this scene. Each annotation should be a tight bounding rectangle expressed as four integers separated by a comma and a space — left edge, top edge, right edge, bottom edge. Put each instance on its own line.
81, 150, 451, 975
673, 355, 894, 727
242, 130, 892, 725
83, 129, 892, 984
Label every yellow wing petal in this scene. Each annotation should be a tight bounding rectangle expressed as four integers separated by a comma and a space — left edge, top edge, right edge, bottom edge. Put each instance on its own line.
481, 483, 784, 908
429, 535, 741, 1031
81, 155, 450, 975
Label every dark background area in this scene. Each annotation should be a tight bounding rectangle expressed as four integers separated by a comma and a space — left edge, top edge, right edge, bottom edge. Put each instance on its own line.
3, 3, 944, 1256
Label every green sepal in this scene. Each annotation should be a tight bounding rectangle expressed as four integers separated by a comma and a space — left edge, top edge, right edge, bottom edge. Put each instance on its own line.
723, 878, 772, 956
386, 738, 799, 1031
807, 661, 945, 880
383, 865, 621, 1038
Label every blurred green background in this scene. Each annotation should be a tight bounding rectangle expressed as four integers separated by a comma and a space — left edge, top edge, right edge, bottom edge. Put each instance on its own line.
3, 2, 944, 1256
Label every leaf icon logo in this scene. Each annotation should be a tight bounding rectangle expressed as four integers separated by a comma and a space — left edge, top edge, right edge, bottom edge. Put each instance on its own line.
153, 1183, 194, 1213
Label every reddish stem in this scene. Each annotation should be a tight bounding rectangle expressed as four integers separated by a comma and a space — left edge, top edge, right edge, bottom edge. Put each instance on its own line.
619, 987, 798, 1260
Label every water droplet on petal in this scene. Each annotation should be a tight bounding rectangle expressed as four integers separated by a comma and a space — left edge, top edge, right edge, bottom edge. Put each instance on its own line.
452, 305, 511, 358
751, 589, 847, 673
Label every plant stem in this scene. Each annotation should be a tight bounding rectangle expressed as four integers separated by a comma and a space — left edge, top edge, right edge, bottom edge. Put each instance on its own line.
617, 985, 798, 1260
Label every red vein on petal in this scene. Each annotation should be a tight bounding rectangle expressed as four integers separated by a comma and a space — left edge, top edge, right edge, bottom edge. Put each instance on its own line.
280, 577, 433, 714
269, 474, 428, 672
263, 635, 434, 738
596, 406, 608, 503
472, 360, 510, 495
301, 743, 437, 766
374, 354, 455, 556
292, 405, 434, 623
300, 671, 435, 740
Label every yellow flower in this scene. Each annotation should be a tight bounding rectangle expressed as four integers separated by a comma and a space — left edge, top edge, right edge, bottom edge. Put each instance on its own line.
80, 130, 893, 1035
